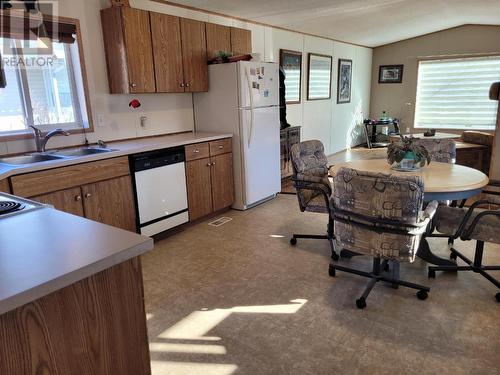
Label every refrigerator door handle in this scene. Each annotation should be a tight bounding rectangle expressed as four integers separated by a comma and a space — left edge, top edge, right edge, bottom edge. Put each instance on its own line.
245, 67, 254, 148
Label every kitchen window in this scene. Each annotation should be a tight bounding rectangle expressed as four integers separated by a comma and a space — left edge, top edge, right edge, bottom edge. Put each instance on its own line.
0, 14, 91, 139
414, 56, 500, 130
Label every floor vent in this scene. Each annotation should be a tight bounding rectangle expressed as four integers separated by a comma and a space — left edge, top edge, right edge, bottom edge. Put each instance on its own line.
208, 217, 233, 227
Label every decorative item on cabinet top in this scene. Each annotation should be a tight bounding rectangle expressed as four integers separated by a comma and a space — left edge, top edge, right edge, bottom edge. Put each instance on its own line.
111, 0, 130, 6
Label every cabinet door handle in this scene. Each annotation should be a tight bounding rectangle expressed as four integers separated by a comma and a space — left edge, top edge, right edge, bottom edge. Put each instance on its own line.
193, 149, 200, 153
218, 145, 224, 149
185, 83, 190, 88
130, 83, 137, 88
84, 193, 92, 198
212, 161, 216, 166
75, 195, 82, 201
207, 162, 212, 167
180, 83, 185, 87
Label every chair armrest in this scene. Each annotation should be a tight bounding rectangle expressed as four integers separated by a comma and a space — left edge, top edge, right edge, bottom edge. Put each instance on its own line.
450, 199, 500, 238
293, 174, 332, 195
461, 209, 500, 241
292, 176, 332, 210
423, 200, 439, 221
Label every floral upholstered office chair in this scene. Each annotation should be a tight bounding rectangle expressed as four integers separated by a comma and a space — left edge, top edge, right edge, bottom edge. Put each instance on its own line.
329, 167, 438, 309
289, 140, 338, 261
429, 198, 500, 303
414, 138, 457, 164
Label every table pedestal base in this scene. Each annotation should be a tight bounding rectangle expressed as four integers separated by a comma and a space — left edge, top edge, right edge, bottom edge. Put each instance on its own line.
417, 238, 457, 267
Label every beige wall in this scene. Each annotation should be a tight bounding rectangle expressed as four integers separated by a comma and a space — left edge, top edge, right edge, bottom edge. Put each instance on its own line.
369, 25, 500, 135
0, 0, 372, 157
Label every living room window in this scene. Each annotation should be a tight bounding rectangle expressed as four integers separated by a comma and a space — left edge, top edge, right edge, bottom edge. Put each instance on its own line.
415, 56, 500, 130
0, 14, 91, 139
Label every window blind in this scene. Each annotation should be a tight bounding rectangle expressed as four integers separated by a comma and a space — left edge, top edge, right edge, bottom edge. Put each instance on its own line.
414, 56, 500, 130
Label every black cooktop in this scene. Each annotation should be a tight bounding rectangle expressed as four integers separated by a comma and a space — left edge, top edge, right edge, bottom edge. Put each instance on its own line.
0, 201, 24, 216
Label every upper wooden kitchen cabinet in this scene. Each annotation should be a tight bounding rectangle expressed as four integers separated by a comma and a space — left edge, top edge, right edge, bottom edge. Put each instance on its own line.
101, 7, 156, 94
150, 13, 184, 93
180, 18, 208, 92
205, 23, 231, 60
230, 27, 252, 55
205, 24, 253, 60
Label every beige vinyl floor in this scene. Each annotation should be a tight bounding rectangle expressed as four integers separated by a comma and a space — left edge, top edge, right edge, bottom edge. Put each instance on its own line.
142, 194, 500, 375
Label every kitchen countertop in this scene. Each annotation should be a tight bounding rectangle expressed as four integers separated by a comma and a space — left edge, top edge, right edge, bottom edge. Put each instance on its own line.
0, 131, 233, 180
0, 207, 154, 315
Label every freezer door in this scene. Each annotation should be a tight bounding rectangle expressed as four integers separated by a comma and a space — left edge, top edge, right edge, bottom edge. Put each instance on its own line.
238, 61, 279, 109
238, 106, 281, 207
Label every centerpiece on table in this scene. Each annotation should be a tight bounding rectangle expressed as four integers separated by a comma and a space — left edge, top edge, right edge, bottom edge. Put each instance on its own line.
387, 135, 431, 171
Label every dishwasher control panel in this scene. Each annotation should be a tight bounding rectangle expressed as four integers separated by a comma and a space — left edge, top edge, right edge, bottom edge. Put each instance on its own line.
131, 147, 186, 172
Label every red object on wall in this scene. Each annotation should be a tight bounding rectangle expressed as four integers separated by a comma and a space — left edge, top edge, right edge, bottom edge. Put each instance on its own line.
129, 99, 141, 109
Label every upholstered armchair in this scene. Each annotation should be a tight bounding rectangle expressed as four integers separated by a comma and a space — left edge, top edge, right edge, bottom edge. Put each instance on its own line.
461, 131, 494, 175
429, 199, 500, 303
414, 138, 457, 164
329, 167, 438, 309
289, 140, 338, 260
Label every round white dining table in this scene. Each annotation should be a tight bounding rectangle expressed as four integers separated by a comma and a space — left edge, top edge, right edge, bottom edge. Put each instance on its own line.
329, 159, 489, 202
329, 159, 490, 266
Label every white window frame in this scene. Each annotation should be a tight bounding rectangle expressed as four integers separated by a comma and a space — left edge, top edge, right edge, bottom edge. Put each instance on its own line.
414, 55, 500, 131
2, 39, 84, 136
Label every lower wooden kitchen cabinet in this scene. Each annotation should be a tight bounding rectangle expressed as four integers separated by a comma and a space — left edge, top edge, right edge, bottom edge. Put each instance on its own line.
32, 187, 85, 218
82, 176, 137, 232
211, 153, 234, 212
185, 139, 234, 221
10, 157, 137, 232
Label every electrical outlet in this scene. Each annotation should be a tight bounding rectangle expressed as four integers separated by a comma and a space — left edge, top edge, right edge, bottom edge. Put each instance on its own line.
406, 127, 410, 133
140, 115, 148, 128
97, 114, 105, 127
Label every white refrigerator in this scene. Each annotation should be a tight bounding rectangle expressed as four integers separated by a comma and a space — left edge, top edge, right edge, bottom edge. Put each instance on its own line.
194, 61, 281, 210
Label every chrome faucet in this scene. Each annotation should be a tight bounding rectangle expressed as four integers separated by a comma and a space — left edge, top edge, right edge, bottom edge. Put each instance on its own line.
29, 125, 70, 153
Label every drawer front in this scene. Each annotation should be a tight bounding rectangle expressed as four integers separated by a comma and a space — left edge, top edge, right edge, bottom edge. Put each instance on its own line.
209, 138, 232, 156
185, 142, 210, 161
11, 157, 130, 197
0, 179, 10, 193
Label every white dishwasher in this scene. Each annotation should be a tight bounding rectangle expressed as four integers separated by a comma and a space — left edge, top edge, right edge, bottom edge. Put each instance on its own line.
130, 147, 189, 236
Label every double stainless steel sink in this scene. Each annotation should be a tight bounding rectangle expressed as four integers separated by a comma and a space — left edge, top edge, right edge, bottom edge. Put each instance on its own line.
0, 148, 116, 166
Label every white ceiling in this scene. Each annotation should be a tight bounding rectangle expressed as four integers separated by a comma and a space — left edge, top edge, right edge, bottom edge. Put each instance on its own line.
167, 0, 500, 47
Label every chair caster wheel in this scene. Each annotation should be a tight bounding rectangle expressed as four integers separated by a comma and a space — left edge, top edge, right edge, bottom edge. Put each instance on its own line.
290, 238, 297, 246
428, 269, 436, 279
328, 265, 336, 277
417, 290, 428, 301
331, 252, 339, 261
450, 252, 457, 260
496, 293, 500, 303
356, 298, 367, 309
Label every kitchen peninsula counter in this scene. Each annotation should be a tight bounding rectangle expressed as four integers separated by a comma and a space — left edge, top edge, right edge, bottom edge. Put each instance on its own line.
0, 206, 154, 374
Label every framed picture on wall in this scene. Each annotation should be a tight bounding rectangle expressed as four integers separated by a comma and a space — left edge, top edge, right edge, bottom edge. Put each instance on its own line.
379, 65, 404, 83
337, 59, 352, 104
307, 53, 332, 100
280, 49, 302, 104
